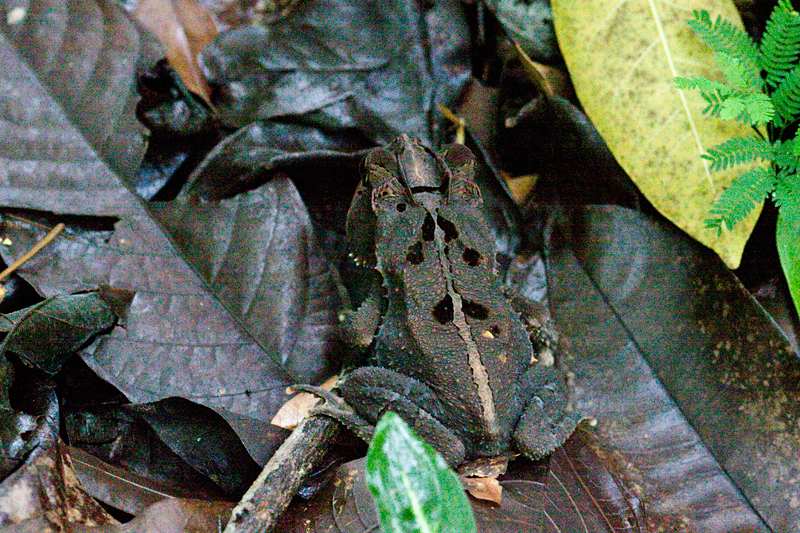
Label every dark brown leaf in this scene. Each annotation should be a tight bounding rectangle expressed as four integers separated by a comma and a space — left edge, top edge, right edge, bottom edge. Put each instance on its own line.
0, 292, 117, 374
546, 205, 795, 531
275, 435, 642, 533
70, 446, 184, 516
201, 0, 471, 146
0, 0, 160, 182
0, 13, 341, 458
0, 429, 118, 530
74, 498, 234, 533
124, 397, 261, 495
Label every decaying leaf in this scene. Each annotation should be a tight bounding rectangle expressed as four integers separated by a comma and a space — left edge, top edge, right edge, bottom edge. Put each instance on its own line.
458, 456, 509, 504
0, 0, 160, 182
547, 205, 798, 530
0, 292, 118, 375
0, 430, 118, 530
201, 0, 471, 145
0, 13, 341, 458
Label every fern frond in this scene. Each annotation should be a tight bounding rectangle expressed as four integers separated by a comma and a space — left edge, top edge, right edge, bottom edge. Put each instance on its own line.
773, 169, 800, 212
688, 10, 760, 88
772, 65, 800, 125
702, 136, 774, 171
675, 75, 732, 95
775, 138, 800, 172
760, 0, 800, 88
719, 92, 774, 124
706, 166, 777, 234
716, 51, 761, 90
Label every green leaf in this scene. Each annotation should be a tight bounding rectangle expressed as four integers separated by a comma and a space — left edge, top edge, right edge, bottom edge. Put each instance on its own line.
552, 0, 760, 269
365, 413, 476, 533
717, 93, 774, 124
687, 9, 761, 88
771, 64, 800, 125
775, 175, 800, 322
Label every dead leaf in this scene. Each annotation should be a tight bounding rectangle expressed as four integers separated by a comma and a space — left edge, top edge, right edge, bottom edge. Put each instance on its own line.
463, 477, 503, 504
0, 26, 341, 457
0, 0, 160, 182
458, 456, 510, 504
134, 0, 219, 104
271, 375, 338, 430
0, 435, 118, 530
552, 0, 760, 268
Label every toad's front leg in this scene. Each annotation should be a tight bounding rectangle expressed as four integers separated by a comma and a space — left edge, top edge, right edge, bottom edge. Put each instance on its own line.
512, 365, 582, 460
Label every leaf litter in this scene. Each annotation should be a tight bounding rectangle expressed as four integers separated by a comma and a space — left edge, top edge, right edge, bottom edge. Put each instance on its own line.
0, 0, 798, 531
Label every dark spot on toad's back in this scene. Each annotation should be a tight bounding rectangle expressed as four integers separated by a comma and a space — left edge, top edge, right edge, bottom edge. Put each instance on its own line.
432, 294, 454, 324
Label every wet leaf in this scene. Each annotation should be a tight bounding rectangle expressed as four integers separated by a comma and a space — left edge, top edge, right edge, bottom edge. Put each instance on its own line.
202, 0, 471, 145
0, 0, 160, 182
552, 0, 759, 268
0, 292, 117, 374
133, 0, 219, 104
545, 204, 797, 531
0, 9, 341, 456
366, 412, 477, 533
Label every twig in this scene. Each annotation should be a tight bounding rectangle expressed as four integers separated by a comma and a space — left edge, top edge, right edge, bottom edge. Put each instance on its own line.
0, 223, 65, 285
224, 414, 341, 533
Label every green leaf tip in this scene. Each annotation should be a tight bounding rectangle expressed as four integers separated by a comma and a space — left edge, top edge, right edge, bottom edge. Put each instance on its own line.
366, 412, 477, 533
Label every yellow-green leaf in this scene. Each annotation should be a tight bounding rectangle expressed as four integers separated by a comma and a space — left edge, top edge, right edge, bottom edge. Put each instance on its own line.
553, 0, 759, 268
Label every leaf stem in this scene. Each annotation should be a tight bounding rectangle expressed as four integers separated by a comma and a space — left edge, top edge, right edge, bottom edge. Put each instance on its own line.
0, 223, 65, 284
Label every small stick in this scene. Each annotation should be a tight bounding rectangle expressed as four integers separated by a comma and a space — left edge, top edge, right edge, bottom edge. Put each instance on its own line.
0, 223, 65, 284
224, 414, 341, 533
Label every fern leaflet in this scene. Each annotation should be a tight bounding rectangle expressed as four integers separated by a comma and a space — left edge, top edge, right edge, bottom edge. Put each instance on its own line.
773, 169, 800, 212
772, 65, 800, 125
688, 10, 761, 88
719, 93, 774, 124
760, 0, 800, 88
715, 52, 760, 90
775, 138, 800, 172
706, 166, 777, 234
702, 136, 774, 171
674, 75, 732, 95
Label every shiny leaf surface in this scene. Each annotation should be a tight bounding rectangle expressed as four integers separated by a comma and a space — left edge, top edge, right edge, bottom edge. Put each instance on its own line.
0, 0, 160, 182
546, 205, 796, 531
366, 413, 477, 533
0, 292, 117, 374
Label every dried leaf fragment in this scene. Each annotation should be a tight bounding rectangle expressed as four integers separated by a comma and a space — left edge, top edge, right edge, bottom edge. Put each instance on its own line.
133, 0, 219, 104
271, 375, 338, 429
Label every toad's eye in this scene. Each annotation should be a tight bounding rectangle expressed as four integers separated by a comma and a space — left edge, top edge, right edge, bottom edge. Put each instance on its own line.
396, 203, 407, 212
